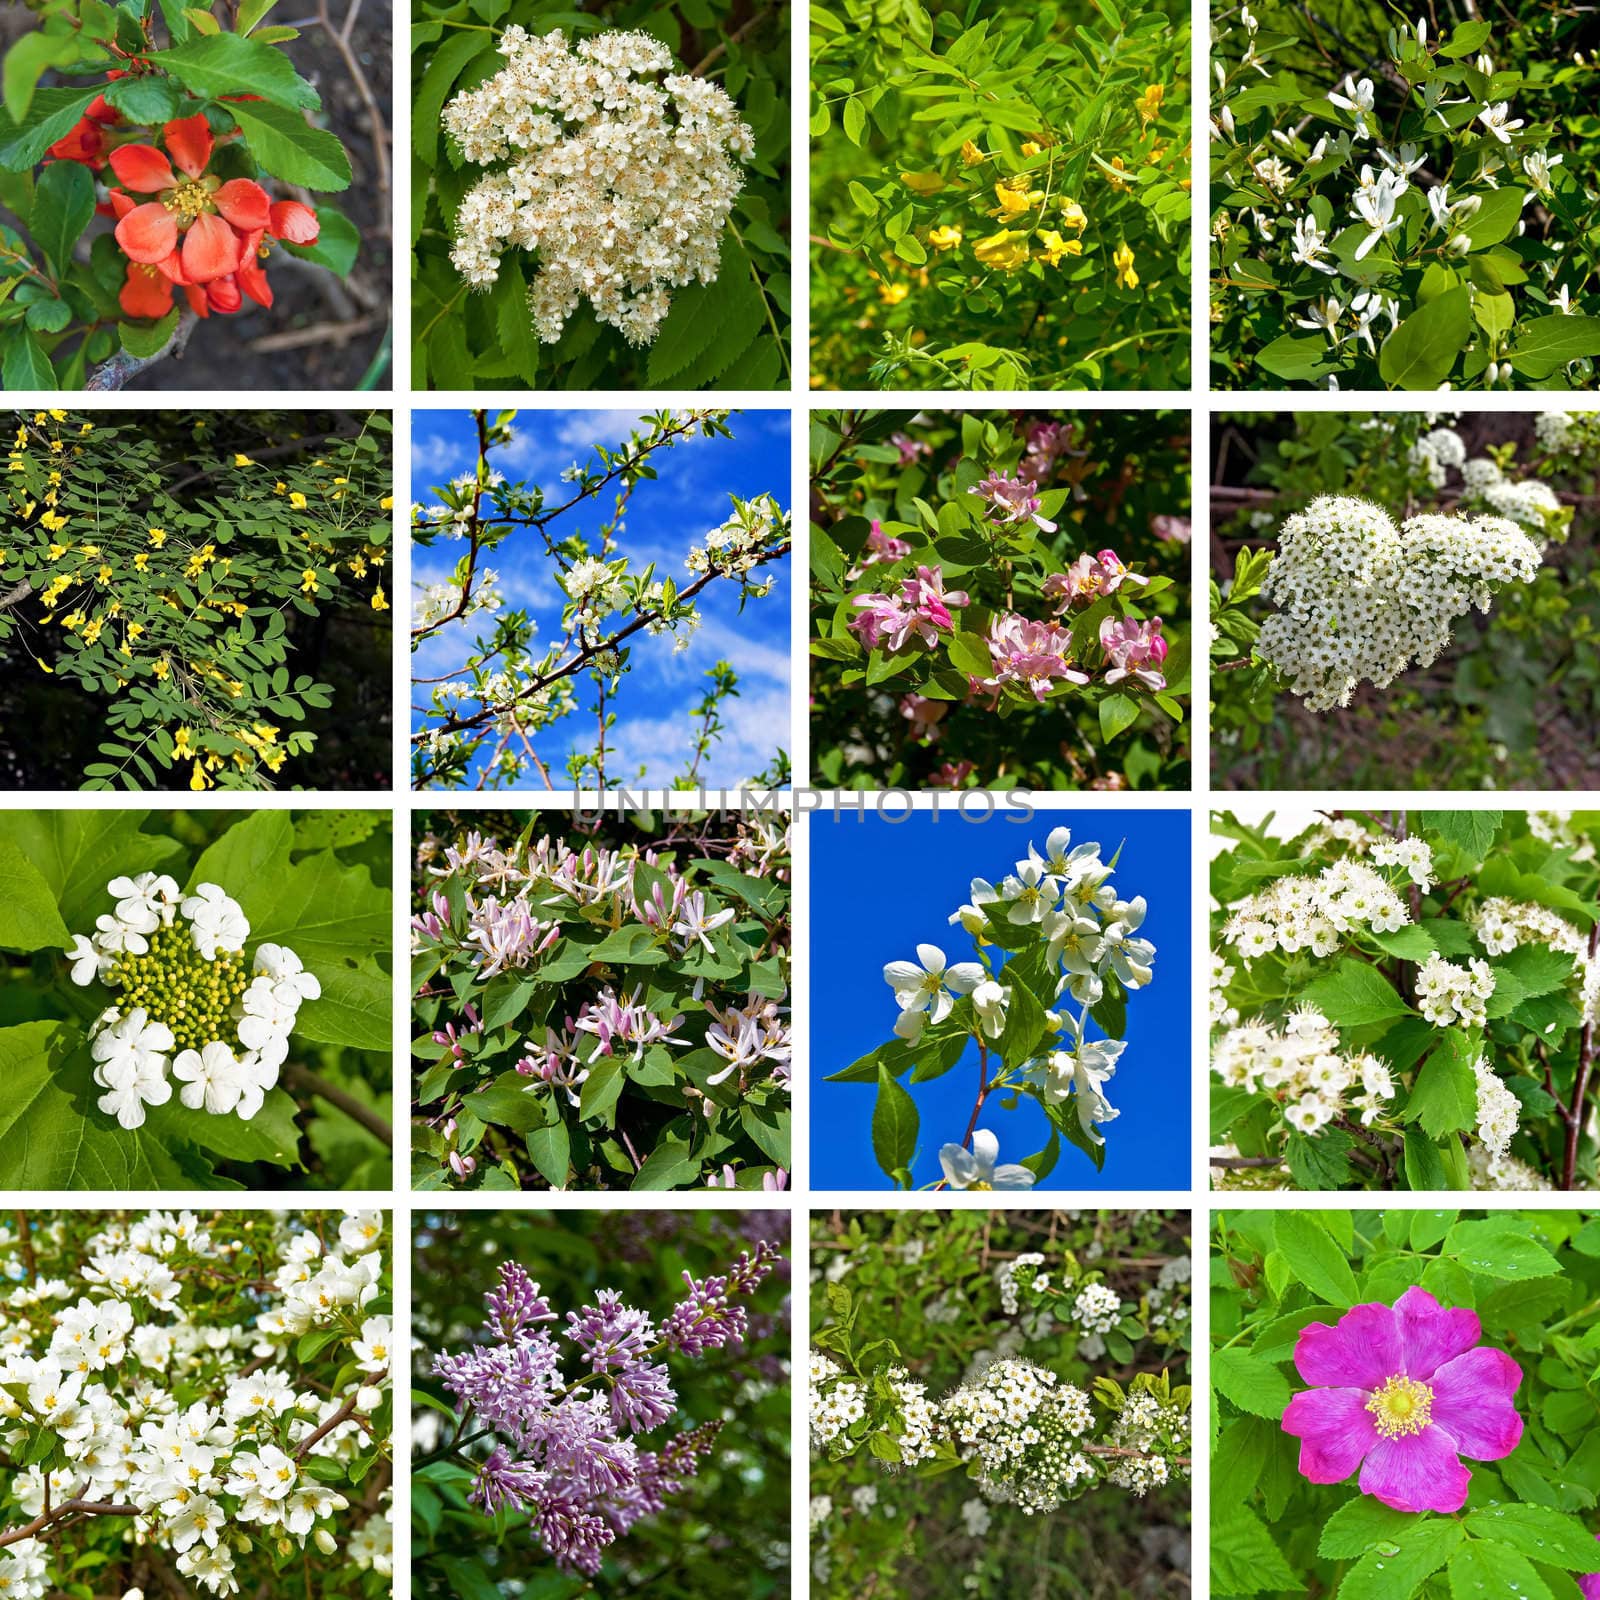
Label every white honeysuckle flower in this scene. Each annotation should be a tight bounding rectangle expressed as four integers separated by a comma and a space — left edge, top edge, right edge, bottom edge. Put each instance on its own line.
939, 1129, 1036, 1190
1477, 102, 1525, 144
1376, 142, 1425, 177
1290, 214, 1338, 275
1351, 169, 1406, 260
1327, 75, 1375, 139
1294, 295, 1345, 338
971, 980, 1008, 1039
1523, 150, 1562, 193
883, 943, 985, 1022
1553, 284, 1574, 314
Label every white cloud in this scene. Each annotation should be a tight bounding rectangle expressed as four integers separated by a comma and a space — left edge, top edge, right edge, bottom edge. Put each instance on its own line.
411, 431, 472, 480
603, 683, 790, 786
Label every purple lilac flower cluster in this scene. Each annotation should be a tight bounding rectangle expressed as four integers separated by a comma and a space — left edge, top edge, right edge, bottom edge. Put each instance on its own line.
434, 1245, 781, 1575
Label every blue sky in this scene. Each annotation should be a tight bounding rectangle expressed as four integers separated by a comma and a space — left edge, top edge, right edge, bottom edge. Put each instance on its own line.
809, 808, 1192, 1191
411, 409, 791, 787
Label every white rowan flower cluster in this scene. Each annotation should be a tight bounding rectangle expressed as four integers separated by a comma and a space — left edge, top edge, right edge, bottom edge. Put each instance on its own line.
1414, 952, 1497, 1028
1221, 857, 1411, 960
0, 1212, 389, 1598
443, 27, 754, 347
1071, 1284, 1122, 1335
62, 876, 319, 1132
1533, 410, 1600, 458
1470, 1053, 1520, 1160
808, 1352, 867, 1450
1212, 1006, 1397, 1134
1256, 494, 1543, 711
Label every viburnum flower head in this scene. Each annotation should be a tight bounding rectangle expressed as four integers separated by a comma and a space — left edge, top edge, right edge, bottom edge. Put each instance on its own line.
443, 27, 755, 347
1281, 1286, 1522, 1512
63, 876, 319, 1129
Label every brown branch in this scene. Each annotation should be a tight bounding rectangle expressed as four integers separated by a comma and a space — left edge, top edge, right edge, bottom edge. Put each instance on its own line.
282, 1062, 393, 1148
0, 579, 31, 613
690, 8, 769, 75
84, 310, 199, 391
1208, 1153, 1284, 1170
317, 0, 391, 205
292, 1391, 368, 1461
0, 1490, 139, 1549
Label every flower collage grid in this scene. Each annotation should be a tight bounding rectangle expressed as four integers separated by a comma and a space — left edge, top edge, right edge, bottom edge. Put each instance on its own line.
1, 1, 1600, 1600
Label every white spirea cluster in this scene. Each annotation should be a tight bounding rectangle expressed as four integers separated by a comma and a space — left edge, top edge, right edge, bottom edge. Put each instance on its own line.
1414, 952, 1497, 1029
63, 875, 319, 1131
939, 1359, 1096, 1515
1221, 858, 1411, 960
1457, 455, 1564, 534
443, 27, 754, 347
809, 1352, 866, 1449
0, 1212, 389, 1598
1072, 1284, 1122, 1335
998, 1252, 1048, 1316
1471, 1054, 1520, 1160
1104, 1392, 1187, 1496
1257, 494, 1543, 711
1212, 1006, 1396, 1134
1408, 427, 1465, 489
1470, 895, 1600, 1024
884, 1368, 939, 1465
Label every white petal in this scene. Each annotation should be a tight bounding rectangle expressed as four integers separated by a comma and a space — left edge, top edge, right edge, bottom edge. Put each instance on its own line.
992, 1164, 1037, 1190
914, 942, 947, 975
939, 1144, 977, 1187
943, 962, 986, 994
969, 1128, 1000, 1175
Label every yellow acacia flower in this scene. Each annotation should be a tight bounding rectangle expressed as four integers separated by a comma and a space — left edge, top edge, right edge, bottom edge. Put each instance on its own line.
900, 171, 946, 196
174, 728, 193, 758
1059, 198, 1088, 233
147, 528, 167, 547
134, 553, 149, 571
128, 623, 144, 639
300, 569, 319, 594
380, 495, 394, 510
927, 225, 964, 252
1020, 141, 1042, 157
40, 511, 67, 532
372, 585, 389, 612
1113, 242, 1140, 290
189, 760, 208, 792
1102, 157, 1132, 191
97, 565, 112, 584
79, 543, 98, 557
1038, 230, 1083, 266
289, 492, 308, 510
234, 453, 253, 466
274, 481, 288, 494
960, 140, 986, 166
153, 658, 170, 681
47, 543, 68, 561
81, 618, 103, 644
973, 230, 1031, 270
49, 409, 65, 421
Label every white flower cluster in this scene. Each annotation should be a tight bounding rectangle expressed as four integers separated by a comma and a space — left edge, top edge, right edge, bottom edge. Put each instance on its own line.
1471, 1053, 1520, 1161
1408, 427, 1465, 489
1257, 494, 1543, 711
685, 494, 790, 591
1414, 952, 1497, 1029
63, 875, 319, 1131
0, 1212, 389, 1597
1369, 836, 1436, 888
1072, 1284, 1122, 1335
443, 27, 754, 347
997, 1252, 1048, 1316
1529, 810, 1597, 866
1212, 1006, 1397, 1134
1211, 951, 1239, 1027
1456, 454, 1565, 535
1470, 895, 1600, 1025
884, 1368, 939, 1466
412, 569, 502, 631
1221, 857, 1411, 960
1468, 1143, 1552, 1191
940, 1359, 1096, 1515
1534, 411, 1600, 457
808, 1352, 866, 1450
1104, 1391, 1186, 1496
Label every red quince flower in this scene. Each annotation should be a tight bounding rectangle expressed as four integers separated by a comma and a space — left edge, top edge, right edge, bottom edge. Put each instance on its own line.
44, 71, 125, 169
109, 114, 270, 285
237, 202, 322, 310
119, 261, 176, 320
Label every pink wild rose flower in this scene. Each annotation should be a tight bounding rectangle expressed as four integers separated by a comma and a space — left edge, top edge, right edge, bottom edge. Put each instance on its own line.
1100, 615, 1168, 690
1280, 1286, 1523, 1514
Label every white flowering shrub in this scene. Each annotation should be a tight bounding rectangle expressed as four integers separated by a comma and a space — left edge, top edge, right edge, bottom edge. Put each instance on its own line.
413, 0, 790, 389
1211, 808, 1600, 1191
0, 808, 391, 1189
1211, 6, 1600, 388
810, 1210, 1191, 1599
0, 1209, 393, 1600
826, 825, 1159, 1186
411, 408, 791, 791
1210, 410, 1600, 789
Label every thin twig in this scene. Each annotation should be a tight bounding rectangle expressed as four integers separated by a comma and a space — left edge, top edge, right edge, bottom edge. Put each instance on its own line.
283, 1062, 393, 1148
84, 311, 198, 390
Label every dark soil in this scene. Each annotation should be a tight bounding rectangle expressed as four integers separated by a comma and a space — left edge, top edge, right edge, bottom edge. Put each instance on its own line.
0, 2, 392, 390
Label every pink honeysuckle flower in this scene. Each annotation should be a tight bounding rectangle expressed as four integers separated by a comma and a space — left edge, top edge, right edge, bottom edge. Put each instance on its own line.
846, 592, 916, 650
967, 613, 1091, 705
847, 519, 914, 580
1045, 549, 1149, 611
890, 432, 931, 465
1094, 548, 1149, 590
1280, 1285, 1523, 1514
929, 759, 975, 787
848, 565, 968, 653
970, 471, 1058, 533
900, 564, 969, 629
1023, 421, 1075, 480
1100, 615, 1168, 691
1151, 514, 1191, 544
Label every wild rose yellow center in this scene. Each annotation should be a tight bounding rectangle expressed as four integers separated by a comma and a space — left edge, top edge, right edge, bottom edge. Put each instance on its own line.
1367, 1375, 1433, 1438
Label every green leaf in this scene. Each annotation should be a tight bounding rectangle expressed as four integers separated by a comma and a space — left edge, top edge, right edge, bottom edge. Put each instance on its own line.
462, 1078, 549, 1133
0, 837, 71, 951
1462, 188, 1526, 250
295, 963, 391, 1053
1447, 1541, 1552, 1600
1438, 19, 1493, 54
282, 205, 360, 275
102, 74, 183, 125
1274, 1211, 1361, 1305
1403, 1127, 1450, 1191
1335, 1519, 1462, 1599
579, 1057, 624, 1122
589, 924, 667, 966
629, 1137, 699, 1189
525, 1119, 570, 1187
1404, 1031, 1479, 1139
3, 32, 80, 124
2, 327, 56, 390
5, 810, 181, 932
1020, 1127, 1060, 1181
120, 309, 181, 359
995, 971, 1047, 1064
1445, 1218, 1562, 1281
872, 1063, 919, 1181
1300, 959, 1412, 1029
1509, 316, 1600, 381
1463, 1505, 1600, 1569
148, 1087, 302, 1168
223, 99, 352, 191
1378, 286, 1471, 390
1319, 1497, 1421, 1559
1211, 1348, 1291, 1419
1212, 1505, 1299, 1595
1420, 810, 1502, 864
1098, 692, 1139, 741
413, 31, 490, 165
0, 85, 100, 172
1285, 1126, 1353, 1187
156, 35, 320, 111
843, 95, 867, 144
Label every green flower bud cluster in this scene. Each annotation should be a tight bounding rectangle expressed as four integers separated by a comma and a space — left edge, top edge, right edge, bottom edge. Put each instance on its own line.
104, 924, 249, 1054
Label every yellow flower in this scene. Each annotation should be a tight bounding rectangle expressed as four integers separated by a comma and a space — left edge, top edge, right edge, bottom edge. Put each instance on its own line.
174, 728, 193, 758
1113, 242, 1140, 290
47, 543, 67, 561
927, 225, 964, 252
380, 495, 394, 510
274, 481, 288, 494
147, 528, 167, 547
900, 171, 946, 195
992, 178, 1046, 218
877, 280, 910, 305
97, 565, 112, 584
134, 553, 149, 571
1059, 198, 1088, 233
972, 230, 1032, 271
289, 492, 308, 510
49, 409, 65, 421
960, 140, 986, 166
39, 510, 67, 532
81, 617, 103, 644
371, 585, 389, 612
35, 657, 52, 673
301, 569, 319, 594
128, 623, 144, 639
1135, 84, 1165, 127
189, 760, 208, 792
1103, 157, 1132, 191
234, 453, 254, 467
1038, 230, 1083, 266
1021, 141, 1042, 157
79, 543, 98, 557
153, 658, 170, 681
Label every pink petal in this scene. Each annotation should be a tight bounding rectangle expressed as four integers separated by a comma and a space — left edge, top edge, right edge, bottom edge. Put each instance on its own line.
1358, 1426, 1471, 1513
1429, 1346, 1523, 1461
1282, 1387, 1379, 1484
1294, 1302, 1403, 1391
1395, 1285, 1482, 1381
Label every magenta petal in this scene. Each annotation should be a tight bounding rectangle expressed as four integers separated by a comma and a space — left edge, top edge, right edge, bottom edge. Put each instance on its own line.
1294, 1303, 1403, 1391
1429, 1346, 1524, 1461
1282, 1387, 1380, 1483
1395, 1285, 1482, 1381
1580, 1535, 1600, 1600
1358, 1426, 1472, 1513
